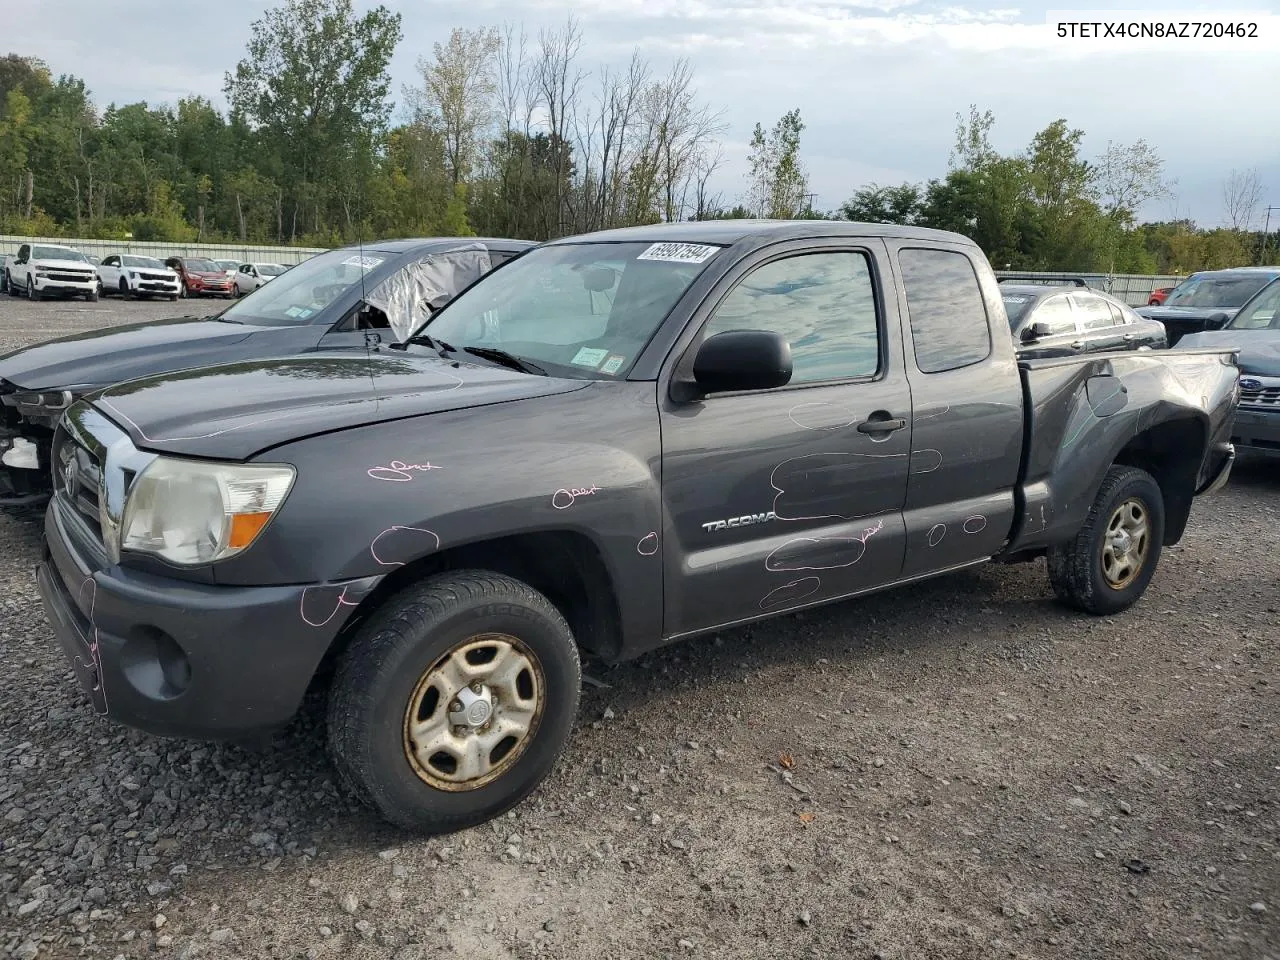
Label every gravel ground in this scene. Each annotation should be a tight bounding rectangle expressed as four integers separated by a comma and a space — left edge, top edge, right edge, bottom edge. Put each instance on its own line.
0, 297, 1277, 960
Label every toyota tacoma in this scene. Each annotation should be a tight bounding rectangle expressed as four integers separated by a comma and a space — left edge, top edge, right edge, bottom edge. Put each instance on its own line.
36, 221, 1239, 833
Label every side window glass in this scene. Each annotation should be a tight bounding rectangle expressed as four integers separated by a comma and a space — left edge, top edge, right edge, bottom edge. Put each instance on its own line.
703, 251, 880, 383
1070, 293, 1116, 330
1030, 296, 1077, 334
899, 248, 993, 373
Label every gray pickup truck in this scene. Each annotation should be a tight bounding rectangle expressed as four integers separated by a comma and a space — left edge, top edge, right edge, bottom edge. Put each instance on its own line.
37, 221, 1238, 833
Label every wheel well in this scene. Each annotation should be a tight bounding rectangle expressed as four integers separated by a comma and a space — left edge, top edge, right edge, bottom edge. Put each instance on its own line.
313, 531, 624, 687
1112, 417, 1205, 544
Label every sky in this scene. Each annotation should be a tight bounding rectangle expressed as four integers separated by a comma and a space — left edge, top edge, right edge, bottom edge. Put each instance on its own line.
12, 0, 1280, 228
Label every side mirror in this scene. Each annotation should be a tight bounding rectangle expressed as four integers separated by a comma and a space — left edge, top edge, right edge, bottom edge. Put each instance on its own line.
1207, 312, 1230, 328
690, 330, 792, 396
1021, 321, 1053, 343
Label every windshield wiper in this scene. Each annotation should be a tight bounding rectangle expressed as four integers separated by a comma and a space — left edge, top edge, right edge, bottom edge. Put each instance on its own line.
394, 331, 456, 356
462, 346, 547, 376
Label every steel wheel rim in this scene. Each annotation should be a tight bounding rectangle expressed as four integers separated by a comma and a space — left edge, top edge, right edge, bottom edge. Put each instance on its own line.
1101, 497, 1149, 590
402, 632, 545, 792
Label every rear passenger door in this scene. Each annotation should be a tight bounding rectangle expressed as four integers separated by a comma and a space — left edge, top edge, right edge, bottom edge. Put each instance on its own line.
886, 242, 1024, 579
98, 256, 120, 288
1069, 292, 1128, 352
658, 240, 913, 638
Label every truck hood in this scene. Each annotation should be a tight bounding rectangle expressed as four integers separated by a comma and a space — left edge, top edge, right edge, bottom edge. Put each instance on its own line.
0, 316, 254, 390
1136, 305, 1240, 322
34, 257, 95, 271
92, 351, 591, 460
1176, 329, 1280, 377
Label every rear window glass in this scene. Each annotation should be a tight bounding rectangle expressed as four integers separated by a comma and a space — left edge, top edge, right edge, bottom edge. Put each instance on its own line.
900, 248, 993, 373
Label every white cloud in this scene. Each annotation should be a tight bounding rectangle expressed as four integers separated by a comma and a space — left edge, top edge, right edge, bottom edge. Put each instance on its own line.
8, 0, 1278, 225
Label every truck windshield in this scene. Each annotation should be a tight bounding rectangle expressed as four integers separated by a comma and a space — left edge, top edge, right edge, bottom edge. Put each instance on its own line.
1166, 275, 1274, 309
216, 249, 379, 327
421, 241, 722, 378
1227, 280, 1280, 331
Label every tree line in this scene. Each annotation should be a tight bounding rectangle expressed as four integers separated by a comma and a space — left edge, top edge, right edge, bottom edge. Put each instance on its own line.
0, 1, 1273, 276
837, 108, 1276, 274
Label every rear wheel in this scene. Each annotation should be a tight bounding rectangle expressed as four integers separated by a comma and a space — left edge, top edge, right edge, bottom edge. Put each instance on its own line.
1048, 465, 1164, 615
327, 570, 581, 833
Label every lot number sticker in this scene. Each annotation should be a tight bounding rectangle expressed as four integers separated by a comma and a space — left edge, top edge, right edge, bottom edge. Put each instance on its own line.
636, 242, 720, 264
342, 255, 385, 269
599, 354, 626, 375
572, 346, 610, 367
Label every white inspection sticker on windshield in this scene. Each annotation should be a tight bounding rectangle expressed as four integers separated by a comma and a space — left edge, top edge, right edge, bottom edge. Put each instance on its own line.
636, 242, 720, 264
572, 347, 610, 367
342, 254, 384, 269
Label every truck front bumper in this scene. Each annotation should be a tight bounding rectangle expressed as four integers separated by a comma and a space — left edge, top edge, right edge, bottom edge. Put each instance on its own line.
37, 496, 378, 739
33, 277, 95, 295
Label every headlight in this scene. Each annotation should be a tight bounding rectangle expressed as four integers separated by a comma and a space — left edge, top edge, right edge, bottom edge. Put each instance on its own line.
128, 271, 138, 280
120, 458, 295, 566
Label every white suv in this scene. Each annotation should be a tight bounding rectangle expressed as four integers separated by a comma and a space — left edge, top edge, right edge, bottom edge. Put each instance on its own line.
97, 254, 181, 300
5, 243, 98, 301
234, 262, 289, 295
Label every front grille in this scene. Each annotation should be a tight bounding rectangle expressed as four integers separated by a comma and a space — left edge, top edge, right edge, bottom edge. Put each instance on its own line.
139, 272, 173, 282
52, 425, 103, 542
1239, 386, 1280, 408
45, 271, 94, 283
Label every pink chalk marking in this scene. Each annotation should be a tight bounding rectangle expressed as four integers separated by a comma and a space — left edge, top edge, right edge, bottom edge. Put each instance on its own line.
370, 525, 441, 567
552, 485, 600, 510
367, 460, 444, 482
300, 585, 359, 627
76, 577, 107, 711
636, 532, 659, 556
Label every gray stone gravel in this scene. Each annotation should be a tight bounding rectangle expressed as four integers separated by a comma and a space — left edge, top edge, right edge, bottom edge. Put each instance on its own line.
0, 297, 1277, 959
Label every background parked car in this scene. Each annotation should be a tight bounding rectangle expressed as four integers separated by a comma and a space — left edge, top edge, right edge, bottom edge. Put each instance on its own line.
1148, 286, 1174, 305
1178, 276, 1280, 459
96, 255, 181, 300
1136, 267, 1280, 344
0, 255, 8, 294
0, 238, 532, 505
234, 262, 289, 296
4, 243, 98, 301
165, 256, 236, 298
1001, 284, 1167, 358
212, 259, 240, 285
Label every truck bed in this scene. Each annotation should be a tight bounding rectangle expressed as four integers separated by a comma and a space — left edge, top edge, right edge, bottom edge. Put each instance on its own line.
1009, 347, 1240, 554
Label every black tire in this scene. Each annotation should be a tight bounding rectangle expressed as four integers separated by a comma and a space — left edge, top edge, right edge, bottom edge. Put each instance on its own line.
1, 271, 8, 294
86, 288, 98, 302
327, 570, 581, 833
26, 278, 39, 301
169, 294, 179, 302
1048, 465, 1164, 615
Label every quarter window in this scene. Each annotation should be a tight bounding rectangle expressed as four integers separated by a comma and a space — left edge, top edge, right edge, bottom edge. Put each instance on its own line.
899, 248, 993, 373
703, 251, 880, 384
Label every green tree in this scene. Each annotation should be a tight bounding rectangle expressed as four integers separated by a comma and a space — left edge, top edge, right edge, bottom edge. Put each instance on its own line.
223, 0, 403, 241
747, 109, 807, 218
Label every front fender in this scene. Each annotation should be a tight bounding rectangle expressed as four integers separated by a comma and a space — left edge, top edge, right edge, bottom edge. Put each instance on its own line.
216, 382, 664, 648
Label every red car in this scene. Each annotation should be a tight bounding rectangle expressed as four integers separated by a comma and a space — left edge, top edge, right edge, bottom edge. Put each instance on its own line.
1148, 285, 1176, 306
165, 256, 236, 298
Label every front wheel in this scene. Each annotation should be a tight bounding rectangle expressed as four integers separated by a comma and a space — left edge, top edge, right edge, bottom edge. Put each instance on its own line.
327, 570, 581, 833
1048, 465, 1164, 615
86, 288, 98, 302
26, 278, 40, 301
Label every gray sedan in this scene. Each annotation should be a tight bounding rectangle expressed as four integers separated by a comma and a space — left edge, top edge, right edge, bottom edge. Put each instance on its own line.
1001, 284, 1168, 359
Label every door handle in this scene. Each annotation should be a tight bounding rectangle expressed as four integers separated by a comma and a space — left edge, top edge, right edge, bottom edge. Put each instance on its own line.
1070, 340, 1085, 349
1122, 333, 1136, 341
856, 415, 907, 434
